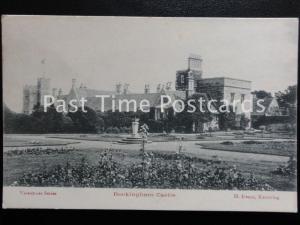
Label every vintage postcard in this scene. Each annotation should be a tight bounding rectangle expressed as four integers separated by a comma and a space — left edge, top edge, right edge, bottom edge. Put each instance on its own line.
2, 16, 298, 212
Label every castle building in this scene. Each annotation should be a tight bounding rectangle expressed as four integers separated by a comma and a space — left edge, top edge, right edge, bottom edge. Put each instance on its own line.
23, 55, 252, 131
175, 54, 252, 127
176, 54, 203, 96
197, 77, 252, 120
23, 85, 38, 114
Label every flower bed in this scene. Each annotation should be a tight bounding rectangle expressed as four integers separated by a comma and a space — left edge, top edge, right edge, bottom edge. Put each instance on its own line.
5, 146, 76, 156
200, 141, 296, 157
13, 151, 274, 190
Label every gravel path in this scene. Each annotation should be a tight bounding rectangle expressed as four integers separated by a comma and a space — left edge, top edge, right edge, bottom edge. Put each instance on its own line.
4, 134, 290, 164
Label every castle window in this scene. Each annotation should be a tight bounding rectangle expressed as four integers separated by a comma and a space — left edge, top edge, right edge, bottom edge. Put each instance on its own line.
230, 93, 235, 103
163, 97, 169, 103
181, 75, 184, 84
241, 94, 245, 103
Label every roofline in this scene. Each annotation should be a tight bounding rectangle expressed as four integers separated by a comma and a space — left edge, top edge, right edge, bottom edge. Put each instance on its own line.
200, 77, 251, 83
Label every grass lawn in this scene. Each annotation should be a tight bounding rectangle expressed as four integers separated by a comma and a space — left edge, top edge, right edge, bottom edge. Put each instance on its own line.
4, 135, 79, 147
46, 132, 286, 143
47, 133, 195, 142
199, 141, 297, 157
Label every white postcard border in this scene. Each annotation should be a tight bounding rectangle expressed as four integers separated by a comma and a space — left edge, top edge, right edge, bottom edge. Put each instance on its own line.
2, 187, 297, 212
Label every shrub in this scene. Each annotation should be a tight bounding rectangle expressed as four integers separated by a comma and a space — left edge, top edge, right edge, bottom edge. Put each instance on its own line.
243, 140, 262, 145
14, 152, 274, 190
5, 146, 75, 156
148, 120, 164, 133
175, 126, 185, 133
221, 141, 234, 145
119, 127, 126, 133
124, 127, 131, 133
272, 156, 297, 177
111, 127, 120, 134
105, 127, 113, 133
196, 136, 205, 139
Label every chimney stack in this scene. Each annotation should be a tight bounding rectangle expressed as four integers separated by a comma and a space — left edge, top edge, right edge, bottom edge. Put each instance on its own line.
58, 88, 63, 96
188, 54, 202, 71
166, 82, 172, 91
144, 84, 150, 94
156, 84, 161, 93
72, 78, 76, 88
116, 83, 122, 94
52, 88, 58, 97
123, 83, 129, 94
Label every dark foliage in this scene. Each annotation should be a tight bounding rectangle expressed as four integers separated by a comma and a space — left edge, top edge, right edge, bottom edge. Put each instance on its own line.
251, 90, 272, 99
14, 151, 274, 190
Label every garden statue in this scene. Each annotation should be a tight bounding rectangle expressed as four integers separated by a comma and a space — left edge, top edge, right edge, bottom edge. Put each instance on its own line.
132, 118, 140, 138
118, 120, 151, 144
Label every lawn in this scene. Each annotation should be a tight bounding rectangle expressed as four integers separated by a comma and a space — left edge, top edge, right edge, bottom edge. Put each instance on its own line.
46, 132, 287, 143
47, 133, 178, 142
3, 135, 79, 147
3, 133, 297, 191
199, 141, 297, 157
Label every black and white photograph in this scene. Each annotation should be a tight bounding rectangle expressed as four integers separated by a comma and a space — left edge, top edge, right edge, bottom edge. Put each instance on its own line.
2, 16, 298, 211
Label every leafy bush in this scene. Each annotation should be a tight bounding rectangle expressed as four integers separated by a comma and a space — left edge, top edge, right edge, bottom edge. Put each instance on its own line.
119, 127, 126, 133
118, 127, 131, 134
125, 127, 131, 133
147, 120, 164, 133
196, 136, 205, 139
243, 140, 262, 145
105, 127, 113, 133
272, 156, 297, 177
221, 141, 234, 145
4, 146, 75, 156
111, 127, 120, 134
175, 126, 186, 133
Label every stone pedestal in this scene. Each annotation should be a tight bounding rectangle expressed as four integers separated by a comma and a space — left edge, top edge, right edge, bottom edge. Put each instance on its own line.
132, 121, 140, 138
118, 119, 151, 144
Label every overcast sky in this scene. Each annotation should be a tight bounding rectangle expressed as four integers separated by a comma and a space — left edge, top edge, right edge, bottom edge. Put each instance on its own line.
2, 16, 298, 112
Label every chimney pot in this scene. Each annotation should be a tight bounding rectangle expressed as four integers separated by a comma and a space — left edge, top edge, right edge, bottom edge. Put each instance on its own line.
123, 83, 129, 94
52, 88, 58, 97
116, 83, 122, 94
72, 79, 76, 88
144, 84, 150, 94
58, 88, 63, 96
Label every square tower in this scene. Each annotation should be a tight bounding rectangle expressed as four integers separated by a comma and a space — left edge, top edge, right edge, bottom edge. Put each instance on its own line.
37, 77, 51, 105
23, 85, 38, 114
176, 54, 203, 93
188, 54, 203, 73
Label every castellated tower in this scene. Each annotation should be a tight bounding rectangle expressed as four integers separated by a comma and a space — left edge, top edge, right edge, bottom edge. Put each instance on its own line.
23, 85, 38, 114
176, 54, 203, 97
37, 77, 51, 105
23, 77, 51, 114
188, 54, 203, 75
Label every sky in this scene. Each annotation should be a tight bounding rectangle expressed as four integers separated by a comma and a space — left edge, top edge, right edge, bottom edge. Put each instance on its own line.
2, 16, 298, 112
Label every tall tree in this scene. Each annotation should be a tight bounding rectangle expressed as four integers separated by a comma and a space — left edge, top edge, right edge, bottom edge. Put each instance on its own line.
251, 90, 272, 99
175, 94, 214, 133
275, 85, 297, 132
276, 85, 297, 107
218, 105, 236, 130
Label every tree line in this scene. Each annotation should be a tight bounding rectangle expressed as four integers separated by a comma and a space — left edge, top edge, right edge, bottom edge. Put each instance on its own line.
4, 97, 241, 134
4, 85, 295, 134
